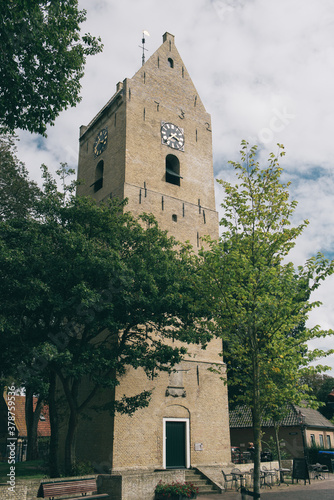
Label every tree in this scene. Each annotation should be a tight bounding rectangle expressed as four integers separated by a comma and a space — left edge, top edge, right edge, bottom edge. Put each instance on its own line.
300, 372, 334, 421
198, 142, 334, 496
0, 166, 206, 475
0, 131, 40, 220
0, 133, 46, 461
0, 1, 102, 135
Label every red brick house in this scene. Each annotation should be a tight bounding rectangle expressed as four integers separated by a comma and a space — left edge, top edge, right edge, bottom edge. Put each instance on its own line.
0, 394, 50, 461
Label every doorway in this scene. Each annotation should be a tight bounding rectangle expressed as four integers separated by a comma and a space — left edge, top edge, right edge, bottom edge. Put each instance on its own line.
163, 418, 190, 469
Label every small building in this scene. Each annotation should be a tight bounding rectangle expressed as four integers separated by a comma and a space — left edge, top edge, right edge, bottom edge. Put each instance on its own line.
0, 394, 50, 461
230, 403, 334, 459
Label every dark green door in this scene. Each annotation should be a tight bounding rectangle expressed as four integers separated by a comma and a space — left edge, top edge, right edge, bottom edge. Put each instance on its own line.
166, 421, 186, 468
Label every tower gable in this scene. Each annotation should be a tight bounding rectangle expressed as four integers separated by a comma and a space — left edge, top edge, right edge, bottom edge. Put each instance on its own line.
77, 32, 218, 247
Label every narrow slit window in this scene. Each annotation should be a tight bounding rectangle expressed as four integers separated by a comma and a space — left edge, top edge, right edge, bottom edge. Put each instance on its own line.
168, 58, 174, 68
166, 155, 182, 186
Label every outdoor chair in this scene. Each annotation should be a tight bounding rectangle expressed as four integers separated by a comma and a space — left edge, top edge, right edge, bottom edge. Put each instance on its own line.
313, 463, 329, 479
261, 465, 277, 487
320, 464, 330, 479
249, 467, 267, 488
308, 464, 316, 479
231, 467, 246, 490
222, 470, 234, 490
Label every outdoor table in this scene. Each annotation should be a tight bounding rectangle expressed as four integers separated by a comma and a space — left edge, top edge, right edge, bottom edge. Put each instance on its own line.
311, 463, 327, 480
261, 467, 277, 488
231, 469, 248, 490
275, 467, 291, 485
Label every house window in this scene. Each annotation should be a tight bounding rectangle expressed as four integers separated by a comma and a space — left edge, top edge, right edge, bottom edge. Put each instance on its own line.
168, 58, 174, 68
310, 434, 316, 446
327, 435, 331, 448
166, 155, 182, 186
92, 160, 104, 192
319, 434, 324, 447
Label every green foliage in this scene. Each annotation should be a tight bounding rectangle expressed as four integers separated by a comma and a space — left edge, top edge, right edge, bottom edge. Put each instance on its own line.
198, 141, 334, 493
262, 437, 290, 461
0, 132, 40, 220
201, 142, 333, 411
305, 443, 334, 464
70, 460, 95, 477
0, 460, 48, 482
0, 164, 206, 474
0, 1, 103, 135
299, 372, 334, 420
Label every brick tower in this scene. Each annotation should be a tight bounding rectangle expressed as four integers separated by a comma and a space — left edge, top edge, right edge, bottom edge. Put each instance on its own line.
74, 32, 230, 473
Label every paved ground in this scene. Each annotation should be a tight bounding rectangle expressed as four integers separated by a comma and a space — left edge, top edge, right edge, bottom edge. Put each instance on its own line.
198, 476, 334, 499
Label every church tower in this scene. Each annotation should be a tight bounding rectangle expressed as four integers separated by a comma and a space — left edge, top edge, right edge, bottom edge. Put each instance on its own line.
77, 32, 218, 248
75, 33, 230, 473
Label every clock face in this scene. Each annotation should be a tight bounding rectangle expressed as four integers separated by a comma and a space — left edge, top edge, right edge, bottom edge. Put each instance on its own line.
93, 128, 108, 157
161, 122, 184, 151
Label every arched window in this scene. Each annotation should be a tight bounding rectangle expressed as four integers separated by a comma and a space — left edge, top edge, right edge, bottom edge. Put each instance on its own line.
94, 160, 104, 192
166, 155, 182, 186
168, 58, 174, 68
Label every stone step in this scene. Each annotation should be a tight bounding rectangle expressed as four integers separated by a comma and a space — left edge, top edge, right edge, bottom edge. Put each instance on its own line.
184, 469, 221, 495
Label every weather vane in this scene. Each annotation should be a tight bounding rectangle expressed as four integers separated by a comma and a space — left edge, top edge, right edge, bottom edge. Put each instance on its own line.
139, 30, 150, 66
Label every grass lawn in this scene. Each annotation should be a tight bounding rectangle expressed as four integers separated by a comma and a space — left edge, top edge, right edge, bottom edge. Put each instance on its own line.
0, 460, 49, 483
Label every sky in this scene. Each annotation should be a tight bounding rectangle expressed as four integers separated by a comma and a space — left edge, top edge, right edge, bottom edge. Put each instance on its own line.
15, 0, 334, 374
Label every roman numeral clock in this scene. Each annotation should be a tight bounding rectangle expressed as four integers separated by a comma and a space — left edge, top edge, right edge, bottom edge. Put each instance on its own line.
161, 122, 184, 151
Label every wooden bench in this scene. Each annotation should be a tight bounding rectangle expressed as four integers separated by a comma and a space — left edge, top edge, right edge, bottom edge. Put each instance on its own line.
37, 477, 110, 500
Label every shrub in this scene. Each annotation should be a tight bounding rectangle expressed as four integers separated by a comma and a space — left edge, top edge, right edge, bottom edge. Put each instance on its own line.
155, 480, 198, 498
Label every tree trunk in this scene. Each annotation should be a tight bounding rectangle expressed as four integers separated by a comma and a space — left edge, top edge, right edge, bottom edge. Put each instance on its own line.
274, 422, 282, 472
64, 407, 78, 475
49, 370, 60, 478
252, 348, 261, 498
25, 387, 43, 461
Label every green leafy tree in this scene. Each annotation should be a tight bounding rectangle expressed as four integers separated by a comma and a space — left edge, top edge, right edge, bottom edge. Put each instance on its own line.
198, 142, 334, 496
0, 166, 206, 476
300, 372, 334, 420
0, 132, 40, 220
0, 1, 103, 135
0, 133, 45, 460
